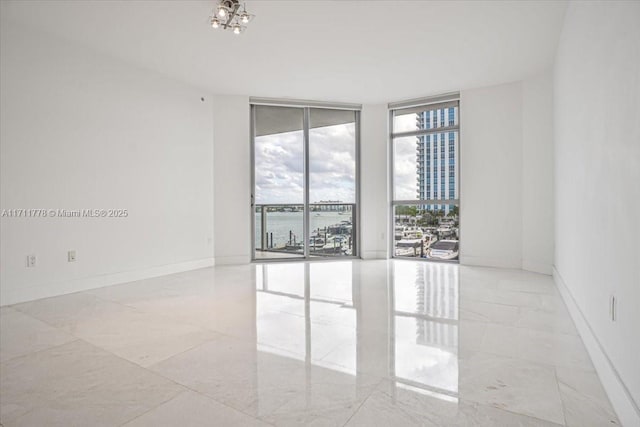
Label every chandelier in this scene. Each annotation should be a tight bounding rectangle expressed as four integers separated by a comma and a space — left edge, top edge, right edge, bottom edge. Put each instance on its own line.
210, 0, 254, 34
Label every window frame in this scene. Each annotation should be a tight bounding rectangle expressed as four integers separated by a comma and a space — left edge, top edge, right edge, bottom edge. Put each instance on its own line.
388, 94, 461, 263
250, 99, 362, 262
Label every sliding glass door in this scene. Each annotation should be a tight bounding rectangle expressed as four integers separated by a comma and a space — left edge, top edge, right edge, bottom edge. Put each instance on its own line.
252, 104, 359, 260
253, 106, 305, 259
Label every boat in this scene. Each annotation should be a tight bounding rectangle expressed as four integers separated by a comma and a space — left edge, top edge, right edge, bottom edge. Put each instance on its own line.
394, 226, 424, 241
395, 238, 423, 257
402, 227, 423, 239
426, 240, 459, 260
394, 226, 405, 241
423, 233, 436, 248
309, 236, 326, 249
312, 235, 349, 255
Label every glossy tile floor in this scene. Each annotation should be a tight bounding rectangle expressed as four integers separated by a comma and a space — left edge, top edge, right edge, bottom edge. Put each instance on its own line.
0, 260, 619, 426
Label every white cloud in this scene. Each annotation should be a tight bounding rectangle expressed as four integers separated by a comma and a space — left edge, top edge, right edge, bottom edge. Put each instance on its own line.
255, 123, 356, 204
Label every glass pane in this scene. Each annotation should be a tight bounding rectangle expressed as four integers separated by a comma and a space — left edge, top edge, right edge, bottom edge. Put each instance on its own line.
255, 205, 305, 259
309, 108, 356, 203
393, 204, 459, 261
394, 131, 459, 201
393, 261, 458, 320
394, 316, 458, 394
393, 103, 458, 133
310, 262, 356, 374
392, 258, 459, 396
254, 106, 305, 259
256, 264, 306, 360
309, 203, 355, 257
254, 106, 304, 204
309, 108, 357, 257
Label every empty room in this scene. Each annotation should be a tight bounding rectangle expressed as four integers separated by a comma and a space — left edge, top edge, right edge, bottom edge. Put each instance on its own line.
0, 0, 638, 426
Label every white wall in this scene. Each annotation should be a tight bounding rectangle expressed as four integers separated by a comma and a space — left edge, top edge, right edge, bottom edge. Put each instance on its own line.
522, 72, 554, 274
360, 104, 389, 259
208, 83, 554, 268
553, 2, 640, 425
0, 23, 215, 305
212, 95, 251, 265
211, 102, 389, 263
459, 76, 554, 273
460, 81, 524, 268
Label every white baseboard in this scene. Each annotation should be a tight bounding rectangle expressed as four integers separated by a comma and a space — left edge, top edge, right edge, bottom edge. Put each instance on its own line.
1, 258, 215, 306
522, 259, 552, 275
553, 267, 640, 427
214, 254, 250, 265
361, 250, 388, 260
460, 254, 521, 269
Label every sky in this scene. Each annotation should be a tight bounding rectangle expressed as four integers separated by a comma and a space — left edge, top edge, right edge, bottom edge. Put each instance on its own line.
393, 113, 421, 200
254, 112, 422, 204
255, 123, 357, 204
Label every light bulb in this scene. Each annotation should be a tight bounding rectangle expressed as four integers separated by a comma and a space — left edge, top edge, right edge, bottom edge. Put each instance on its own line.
217, 6, 227, 18
211, 18, 220, 28
233, 25, 241, 34
240, 13, 249, 24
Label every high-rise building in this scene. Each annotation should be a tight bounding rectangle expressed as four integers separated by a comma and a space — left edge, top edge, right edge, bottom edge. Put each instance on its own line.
416, 107, 459, 214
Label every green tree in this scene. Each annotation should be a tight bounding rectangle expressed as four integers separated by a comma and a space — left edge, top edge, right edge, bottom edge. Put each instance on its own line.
396, 205, 417, 216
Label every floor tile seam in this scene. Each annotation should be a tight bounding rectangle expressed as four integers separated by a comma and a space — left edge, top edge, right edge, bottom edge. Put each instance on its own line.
338, 377, 384, 427
459, 394, 566, 426
130, 332, 230, 371
461, 318, 580, 337
116, 388, 186, 427
461, 288, 559, 297
459, 298, 563, 312
2, 338, 186, 426
310, 341, 350, 363
80, 291, 222, 332
0, 338, 82, 366
112, 352, 278, 426
129, 332, 224, 369
479, 351, 594, 374
373, 386, 437, 424
555, 374, 617, 412
554, 366, 570, 426
149, 375, 278, 427
36, 336, 194, 394
472, 400, 567, 426
474, 328, 582, 353
460, 349, 595, 375
7, 304, 77, 333
4, 305, 223, 364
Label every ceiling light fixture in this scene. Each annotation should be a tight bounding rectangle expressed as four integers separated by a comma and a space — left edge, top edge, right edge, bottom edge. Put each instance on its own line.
210, 0, 254, 34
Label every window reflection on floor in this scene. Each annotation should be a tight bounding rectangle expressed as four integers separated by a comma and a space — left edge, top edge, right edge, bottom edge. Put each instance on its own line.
393, 262, 459, 399
254, 260, 459, 401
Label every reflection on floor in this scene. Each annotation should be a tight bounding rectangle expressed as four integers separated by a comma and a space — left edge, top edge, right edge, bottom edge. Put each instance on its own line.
254, 250, 303, 259
0, 260, 619, 426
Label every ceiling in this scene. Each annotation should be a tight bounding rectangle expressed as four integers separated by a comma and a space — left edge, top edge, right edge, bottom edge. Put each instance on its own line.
1, 0, 567, 104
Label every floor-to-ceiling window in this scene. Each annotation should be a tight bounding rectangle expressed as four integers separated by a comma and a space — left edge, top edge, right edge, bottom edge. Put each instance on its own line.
390, 95, 460, 261
251, 101, 359, 260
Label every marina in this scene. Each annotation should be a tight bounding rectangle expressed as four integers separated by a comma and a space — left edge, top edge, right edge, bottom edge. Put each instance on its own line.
394, 222, 459, 261
255, 208, 355, 257
254, 205, 459, 261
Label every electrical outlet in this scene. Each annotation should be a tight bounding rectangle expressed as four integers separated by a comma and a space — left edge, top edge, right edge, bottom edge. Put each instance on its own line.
68, 250, 76, 262
26, 254, 37, 267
